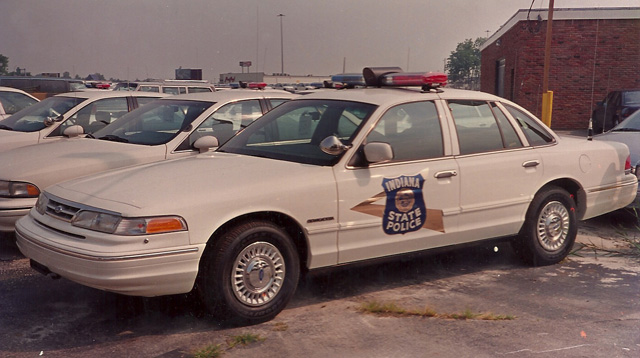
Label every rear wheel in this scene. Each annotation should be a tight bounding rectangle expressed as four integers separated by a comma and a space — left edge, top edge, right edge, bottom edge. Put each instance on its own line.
515, 186, 577, 266
197, 221, 300, 324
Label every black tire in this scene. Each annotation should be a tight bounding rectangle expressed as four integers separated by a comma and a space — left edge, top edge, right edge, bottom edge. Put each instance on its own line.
515, 186, 577, 266
197, 220, 300, 324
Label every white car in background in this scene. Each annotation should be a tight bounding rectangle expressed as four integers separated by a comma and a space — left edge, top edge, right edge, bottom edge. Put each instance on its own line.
15, 68, 637, 325
0, 86, 39, 120
0, 91, 166, 152
0, 89, 296, 232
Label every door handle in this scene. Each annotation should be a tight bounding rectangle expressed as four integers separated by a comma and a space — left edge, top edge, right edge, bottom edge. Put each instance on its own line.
522, 160, 540, 168
434, 170, 458, 179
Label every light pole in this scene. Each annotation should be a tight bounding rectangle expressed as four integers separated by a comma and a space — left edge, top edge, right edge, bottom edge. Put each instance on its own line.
278, 13, 285, 75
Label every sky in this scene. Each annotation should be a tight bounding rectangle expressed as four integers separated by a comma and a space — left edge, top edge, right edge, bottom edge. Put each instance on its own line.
0, 0, 637, 82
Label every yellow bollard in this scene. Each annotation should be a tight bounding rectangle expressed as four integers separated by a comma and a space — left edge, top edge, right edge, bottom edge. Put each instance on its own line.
541, 91, 553, 128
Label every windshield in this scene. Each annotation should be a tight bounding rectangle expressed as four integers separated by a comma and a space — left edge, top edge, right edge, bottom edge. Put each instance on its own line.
92, 99, 212, 145
612, 110, 640, 132
0, 96, 85, 132
219, 99, 377, 166
0, 91, 39, 116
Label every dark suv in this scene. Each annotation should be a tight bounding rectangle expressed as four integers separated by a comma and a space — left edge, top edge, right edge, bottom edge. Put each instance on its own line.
592, 89, 640, 133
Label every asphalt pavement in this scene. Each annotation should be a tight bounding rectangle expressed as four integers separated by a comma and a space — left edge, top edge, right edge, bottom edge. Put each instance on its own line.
1, 211, 639, 358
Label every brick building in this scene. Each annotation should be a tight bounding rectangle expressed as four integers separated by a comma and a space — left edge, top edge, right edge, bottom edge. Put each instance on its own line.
480, 7, 640, 129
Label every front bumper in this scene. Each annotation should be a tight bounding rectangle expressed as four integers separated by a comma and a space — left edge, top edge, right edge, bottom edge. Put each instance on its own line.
0, 197, 36, 232
15, 215, 204, 297
0, 207, 31, 232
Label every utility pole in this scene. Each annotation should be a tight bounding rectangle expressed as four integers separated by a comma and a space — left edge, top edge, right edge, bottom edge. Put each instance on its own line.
541, 0, 554, 127
278, 14, 285, 75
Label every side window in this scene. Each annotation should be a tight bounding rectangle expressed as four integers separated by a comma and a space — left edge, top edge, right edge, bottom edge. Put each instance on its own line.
139, 85, 160, 93
187, 86, 213, 93
503, 104, 555, 146
177, 99, 262, 151
51, 98, 129, 136
449, 100, 504, 155
366, 101, 443, 161
136, 97, 159, 107
268, 98, 290, 109
491, 102, 523, 149
162, 87, 180, 95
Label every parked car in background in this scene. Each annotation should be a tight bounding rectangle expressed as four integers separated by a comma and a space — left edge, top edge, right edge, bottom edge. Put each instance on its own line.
0, 91, 166, 152
596, 108, 640, 207
0, 86, 39, 120
0, 76, 87, 100
112, 80, 216, 94
15, 68, 637, 325
592, 89, 640, 133
0, 89, 296, 233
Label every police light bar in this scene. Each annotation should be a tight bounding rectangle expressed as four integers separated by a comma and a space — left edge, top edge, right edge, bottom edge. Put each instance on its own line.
330, 73, 366, 86
363, 67, 403, 86
247, 82, 267, 89
380, 72, 448, 89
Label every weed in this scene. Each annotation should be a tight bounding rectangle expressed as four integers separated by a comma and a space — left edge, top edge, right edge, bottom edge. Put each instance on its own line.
191, 344, 223, 358
358, 300, 515, 321
227, 332, 265, 348
272, 322, 288, 331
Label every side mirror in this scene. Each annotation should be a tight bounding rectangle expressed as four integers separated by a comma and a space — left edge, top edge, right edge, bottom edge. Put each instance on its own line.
194, 136, 219, 153
44, 114, 64, 126
63, 125, 84, 137
363, 142, 393, 164
320, 135, 351, 156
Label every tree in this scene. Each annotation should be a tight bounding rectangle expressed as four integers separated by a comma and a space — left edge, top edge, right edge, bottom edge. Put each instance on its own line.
0, 54, 8, 75
62, 71, 71, 78
445, 38, 485, 87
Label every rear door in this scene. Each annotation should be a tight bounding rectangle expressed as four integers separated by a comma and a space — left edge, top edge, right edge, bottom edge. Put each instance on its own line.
449, 100, 543, 241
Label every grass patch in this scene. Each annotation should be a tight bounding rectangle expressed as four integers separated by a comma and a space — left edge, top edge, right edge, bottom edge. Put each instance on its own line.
357, 300, 515, 321
190, 332, 266, 357
272, 322, 288, 331
227, 332, 265, 348
191, 344, 224, 358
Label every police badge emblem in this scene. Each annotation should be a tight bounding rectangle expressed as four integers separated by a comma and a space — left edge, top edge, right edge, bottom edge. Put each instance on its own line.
382, 174, 427, 235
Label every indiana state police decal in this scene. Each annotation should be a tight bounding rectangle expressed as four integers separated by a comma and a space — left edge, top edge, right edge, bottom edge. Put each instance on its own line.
382, 174, 426, 235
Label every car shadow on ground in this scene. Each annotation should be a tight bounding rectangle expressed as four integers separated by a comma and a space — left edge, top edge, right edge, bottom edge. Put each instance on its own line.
3, 208, 637, 354
1, 234, 524, 354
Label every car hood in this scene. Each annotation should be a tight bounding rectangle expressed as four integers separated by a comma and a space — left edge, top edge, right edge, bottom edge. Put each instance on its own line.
596, 131, 640, 165
0, 129, 40, 152
48, 152, 333, 216
0, 138, 166, 190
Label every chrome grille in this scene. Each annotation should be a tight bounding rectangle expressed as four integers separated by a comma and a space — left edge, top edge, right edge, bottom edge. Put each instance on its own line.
45, 198, 80, 222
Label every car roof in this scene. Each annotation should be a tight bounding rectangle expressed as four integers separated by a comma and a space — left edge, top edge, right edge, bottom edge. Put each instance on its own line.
160, 89, 298, 102
52, 91, 169, 100
294, 87, 503, 105
0, 86, 40, 100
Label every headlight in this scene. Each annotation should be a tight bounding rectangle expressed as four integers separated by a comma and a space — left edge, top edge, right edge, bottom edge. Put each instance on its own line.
71, 210, 187, 235
0, 180, 40, 198
72, 211, 122, 233
35, 194, 49, 215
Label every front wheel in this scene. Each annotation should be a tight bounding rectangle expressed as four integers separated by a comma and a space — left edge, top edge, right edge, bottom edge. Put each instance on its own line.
197, 221, 300, 324
515, 186, 577, 266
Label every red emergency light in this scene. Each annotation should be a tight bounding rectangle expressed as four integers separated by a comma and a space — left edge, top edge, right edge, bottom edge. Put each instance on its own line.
380, 72, 447, 88
247, 82, 267, 89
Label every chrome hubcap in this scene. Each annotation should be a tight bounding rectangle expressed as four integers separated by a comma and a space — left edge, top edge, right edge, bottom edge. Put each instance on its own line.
536, 201, 570, 251
232, 241, 285, 307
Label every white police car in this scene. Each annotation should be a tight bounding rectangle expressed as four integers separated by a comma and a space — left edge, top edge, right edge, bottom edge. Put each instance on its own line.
0, 91, 167, 152
16, 68, 637, 324
0, 88, 296, 232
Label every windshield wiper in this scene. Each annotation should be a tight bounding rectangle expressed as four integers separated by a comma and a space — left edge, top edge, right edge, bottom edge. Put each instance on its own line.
0, 124, 13, 130
98, 134, 129, 143
611, 128, 640, 132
